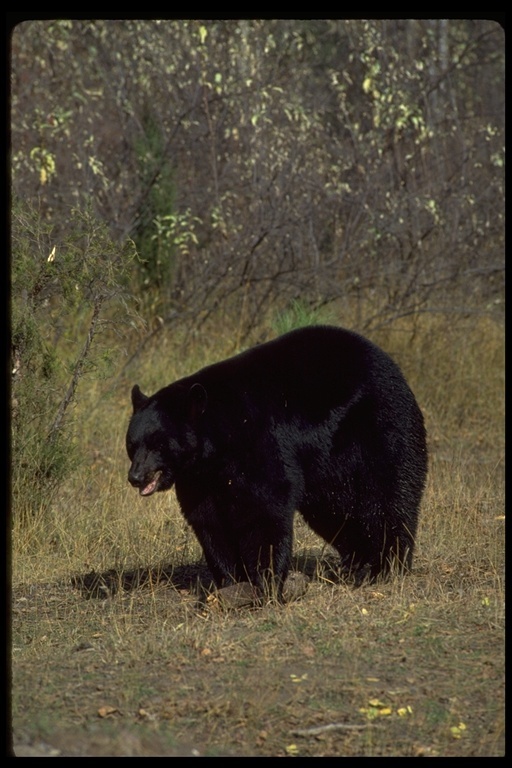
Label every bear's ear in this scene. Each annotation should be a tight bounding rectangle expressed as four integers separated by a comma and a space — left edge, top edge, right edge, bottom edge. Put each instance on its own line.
188, 382, 207, 421
131, 384, 149, 412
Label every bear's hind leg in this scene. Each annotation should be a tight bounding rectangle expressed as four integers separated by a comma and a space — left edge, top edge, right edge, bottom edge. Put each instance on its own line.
299, 504, 389, 583
331, 518, 415, 583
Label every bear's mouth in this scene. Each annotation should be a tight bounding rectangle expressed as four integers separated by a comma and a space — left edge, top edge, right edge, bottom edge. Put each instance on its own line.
140, 470, 163, 497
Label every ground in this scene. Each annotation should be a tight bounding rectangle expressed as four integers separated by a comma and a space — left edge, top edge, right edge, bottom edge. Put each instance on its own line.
10, 546, 505, 757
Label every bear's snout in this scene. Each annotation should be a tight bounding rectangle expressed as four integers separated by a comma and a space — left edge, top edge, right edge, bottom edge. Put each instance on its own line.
128, 463, 154, 489
128, 464, 164, 497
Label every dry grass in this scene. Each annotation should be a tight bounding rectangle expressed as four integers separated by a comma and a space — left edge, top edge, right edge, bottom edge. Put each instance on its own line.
10, 310, 504, 756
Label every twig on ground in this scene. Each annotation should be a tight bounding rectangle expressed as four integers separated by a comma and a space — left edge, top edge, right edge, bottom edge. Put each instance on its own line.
291, 722, 379, 737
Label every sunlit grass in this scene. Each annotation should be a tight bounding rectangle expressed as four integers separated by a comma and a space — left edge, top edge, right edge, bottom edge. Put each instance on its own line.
12, 308, 504, 591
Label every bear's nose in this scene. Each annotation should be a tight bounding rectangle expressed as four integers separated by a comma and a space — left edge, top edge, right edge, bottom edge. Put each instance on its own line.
128, 467, 144, 487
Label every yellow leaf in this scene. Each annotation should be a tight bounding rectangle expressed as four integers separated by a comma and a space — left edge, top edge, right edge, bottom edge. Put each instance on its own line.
285, 744, 299, 756
450, 723, 466, 739
98, 705, 119, 718
198, 25, 207, 44
290, 673, 308, 683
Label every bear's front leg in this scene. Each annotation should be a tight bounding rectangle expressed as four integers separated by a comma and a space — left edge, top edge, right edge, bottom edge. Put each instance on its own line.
188, 515, 241, 588
175, 486, 242, 587
236, 514, 294, 600
177, 478, 296, 599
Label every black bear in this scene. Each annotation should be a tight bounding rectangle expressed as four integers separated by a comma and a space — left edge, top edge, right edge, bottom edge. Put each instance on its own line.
126, 325, 427, 597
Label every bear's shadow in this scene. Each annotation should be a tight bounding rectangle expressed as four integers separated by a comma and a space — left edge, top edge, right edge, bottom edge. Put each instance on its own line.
70, 548, 345, 602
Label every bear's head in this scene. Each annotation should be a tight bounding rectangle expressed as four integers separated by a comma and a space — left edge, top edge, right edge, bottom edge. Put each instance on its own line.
126, 382, 207, 496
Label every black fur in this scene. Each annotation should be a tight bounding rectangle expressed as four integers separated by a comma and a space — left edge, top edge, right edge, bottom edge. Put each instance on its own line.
126, 326, 427, 595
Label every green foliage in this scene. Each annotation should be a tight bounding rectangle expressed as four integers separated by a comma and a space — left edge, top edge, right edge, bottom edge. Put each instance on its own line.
272, 299, 335, 336
132, 112, 178, 297
11, 198, 139, 521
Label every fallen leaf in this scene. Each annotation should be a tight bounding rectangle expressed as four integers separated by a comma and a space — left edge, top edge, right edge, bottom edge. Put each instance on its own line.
290, 673, 308, 683
97, 705, 120, 718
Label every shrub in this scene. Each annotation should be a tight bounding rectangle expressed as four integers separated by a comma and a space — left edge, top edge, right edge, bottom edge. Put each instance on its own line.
11, 199, 139, 522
